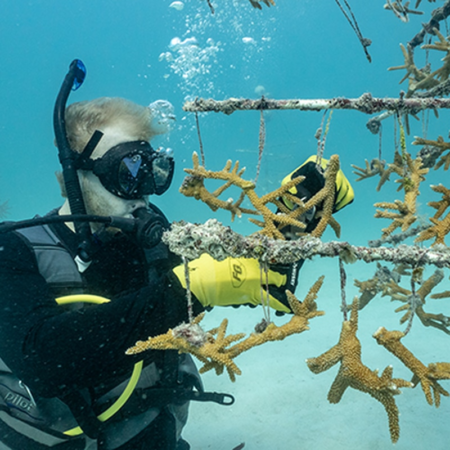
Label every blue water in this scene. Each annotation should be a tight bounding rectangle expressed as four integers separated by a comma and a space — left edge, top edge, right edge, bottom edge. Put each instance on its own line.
0, 1, 449, 449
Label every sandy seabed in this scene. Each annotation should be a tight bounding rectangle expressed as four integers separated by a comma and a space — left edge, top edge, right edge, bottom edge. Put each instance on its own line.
184, 257, 450, 450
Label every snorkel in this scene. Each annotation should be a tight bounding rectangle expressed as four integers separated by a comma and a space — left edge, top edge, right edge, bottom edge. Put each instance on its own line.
53, 59, 94, 264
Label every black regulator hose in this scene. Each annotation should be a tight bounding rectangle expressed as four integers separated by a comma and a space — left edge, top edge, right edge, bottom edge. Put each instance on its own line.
0, 207, 168, 250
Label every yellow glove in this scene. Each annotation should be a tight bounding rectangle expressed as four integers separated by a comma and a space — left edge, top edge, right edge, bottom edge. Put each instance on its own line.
173, 254, 291, 313
281, 155, 354, 213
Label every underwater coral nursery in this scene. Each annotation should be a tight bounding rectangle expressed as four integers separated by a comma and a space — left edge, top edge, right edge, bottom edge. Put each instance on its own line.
127, 0, 450, 444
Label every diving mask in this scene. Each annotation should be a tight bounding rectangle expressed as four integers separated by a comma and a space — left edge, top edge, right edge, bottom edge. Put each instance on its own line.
78, 138, 174, 199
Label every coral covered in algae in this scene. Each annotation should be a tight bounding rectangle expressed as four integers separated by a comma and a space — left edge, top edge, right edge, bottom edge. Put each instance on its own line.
163, 219, 450, 267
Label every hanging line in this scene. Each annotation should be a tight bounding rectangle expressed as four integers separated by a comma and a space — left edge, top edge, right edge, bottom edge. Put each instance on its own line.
339, 258, 348, 321
254, 102, 266, 185
195, 111, 206, 167
334, 0, 372, 62
378, 122, 383, 162
182, 256, 194, 323
259, 261, 271, 324
315, 110, 333, 170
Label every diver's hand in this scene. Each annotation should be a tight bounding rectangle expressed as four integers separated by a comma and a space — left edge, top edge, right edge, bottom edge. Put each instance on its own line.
280, 155, 354, 213
173, 254, 291, 313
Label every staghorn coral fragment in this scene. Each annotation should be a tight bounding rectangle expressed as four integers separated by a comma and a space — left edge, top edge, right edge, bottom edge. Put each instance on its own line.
307, 155, 340, 238
422, 28, 450, 82
416, 184, 450, 246
368, 223, 431, 247
354, 263, 401, 309
126, 279, 324, 382
428, 184, 450, 218
376, 149, 404, 191
374, 153, 428, 237
413, 135, 450, 170
351, 158, 386, 181
383, 269, 448, 333
126, 313, 246, 381
180, 152, 341, 239
373, 327, 450, 407
306, 297, 412, 443
388, 43, 421, 83
388, 43, 440, 96
180, 153, 258, 220
354, 277, 379, 309
416, 214, 450, 246
436, 151, 450, 170
228, 279, 325, 362
431, 290, 450, 299
384, 1, 424, 22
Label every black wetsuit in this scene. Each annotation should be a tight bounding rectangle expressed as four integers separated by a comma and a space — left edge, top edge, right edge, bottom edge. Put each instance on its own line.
0, 211, 202, 450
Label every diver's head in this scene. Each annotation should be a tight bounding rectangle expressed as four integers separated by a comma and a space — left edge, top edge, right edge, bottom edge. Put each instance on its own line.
57, 97, 174, 221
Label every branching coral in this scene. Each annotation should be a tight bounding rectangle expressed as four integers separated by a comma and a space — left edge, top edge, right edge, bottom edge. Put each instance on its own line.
416, 184, 450, 245
388, 43, 440, 96
180, 152, 341, 239
389, 26, 450, 98
376, 148, 404, 191
306, 297, 412, 443
374, 327, 450, 406
354, 262, 401, 309
384, 1, 424, 22
351, 158, 386, 181
422, 28, 450, 82
383, 269, 450, 333
126, 277, 325, 382
413, 135, 450, 170
374, 152, 428, 237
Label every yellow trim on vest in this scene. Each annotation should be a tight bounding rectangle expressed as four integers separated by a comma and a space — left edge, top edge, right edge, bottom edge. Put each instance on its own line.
56, 294, 111, 305
55, 294, 143, 437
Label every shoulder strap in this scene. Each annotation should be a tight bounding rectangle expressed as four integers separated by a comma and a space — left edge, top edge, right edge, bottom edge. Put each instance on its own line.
15, 224, 84, 292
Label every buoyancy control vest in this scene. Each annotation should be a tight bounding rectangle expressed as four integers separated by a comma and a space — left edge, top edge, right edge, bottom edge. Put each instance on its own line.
0, 222, 206, 450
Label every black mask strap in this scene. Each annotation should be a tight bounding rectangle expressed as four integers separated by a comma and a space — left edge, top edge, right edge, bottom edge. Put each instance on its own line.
77, 130, 104, 169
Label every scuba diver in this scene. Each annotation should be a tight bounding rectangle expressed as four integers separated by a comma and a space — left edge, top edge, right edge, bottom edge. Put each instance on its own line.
0, 61, 354, 450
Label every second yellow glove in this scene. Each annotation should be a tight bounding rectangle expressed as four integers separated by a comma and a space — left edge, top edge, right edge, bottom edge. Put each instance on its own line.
173, 254, 290, 313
